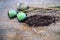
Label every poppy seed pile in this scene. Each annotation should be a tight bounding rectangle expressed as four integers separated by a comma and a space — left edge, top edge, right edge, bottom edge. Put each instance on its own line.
24, 15, 59, 26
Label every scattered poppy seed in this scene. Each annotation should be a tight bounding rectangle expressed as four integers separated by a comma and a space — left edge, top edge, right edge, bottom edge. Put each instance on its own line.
24, 15, 59, 27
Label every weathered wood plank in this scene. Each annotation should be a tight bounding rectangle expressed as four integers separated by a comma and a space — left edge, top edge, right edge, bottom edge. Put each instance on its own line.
0, 0, 60, 40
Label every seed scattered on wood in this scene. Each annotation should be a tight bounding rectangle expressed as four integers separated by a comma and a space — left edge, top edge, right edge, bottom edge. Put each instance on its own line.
23, 15, 59, 27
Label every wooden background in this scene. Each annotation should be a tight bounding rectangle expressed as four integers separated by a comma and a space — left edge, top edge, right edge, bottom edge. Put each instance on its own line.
0, 0, 60, 40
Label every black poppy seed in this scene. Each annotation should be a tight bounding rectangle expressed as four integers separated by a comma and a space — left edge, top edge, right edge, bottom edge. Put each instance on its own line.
23, 15, 59, 27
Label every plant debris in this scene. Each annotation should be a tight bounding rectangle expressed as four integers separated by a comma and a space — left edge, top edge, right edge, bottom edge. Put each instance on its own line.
24, 15, 59, 27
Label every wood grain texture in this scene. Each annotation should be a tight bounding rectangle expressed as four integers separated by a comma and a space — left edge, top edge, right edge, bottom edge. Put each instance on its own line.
0, 0, 60, 40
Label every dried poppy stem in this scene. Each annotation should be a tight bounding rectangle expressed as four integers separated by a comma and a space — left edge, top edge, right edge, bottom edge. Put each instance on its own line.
21, 7, 60, 14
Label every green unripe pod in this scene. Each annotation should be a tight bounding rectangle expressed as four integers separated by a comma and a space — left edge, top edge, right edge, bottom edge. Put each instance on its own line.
8, 10, 17, 19
17, 3, 29, 11
17, 12, 27, 21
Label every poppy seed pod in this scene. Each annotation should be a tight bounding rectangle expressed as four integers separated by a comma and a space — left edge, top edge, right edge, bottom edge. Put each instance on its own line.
17, 3, 29, 11
17, 12, 27, 21
8, 10, 17, 19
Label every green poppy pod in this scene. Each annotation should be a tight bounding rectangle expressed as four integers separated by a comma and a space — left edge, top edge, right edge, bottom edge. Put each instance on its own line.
17, 12, 27, 21
8, 10, 17, 19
